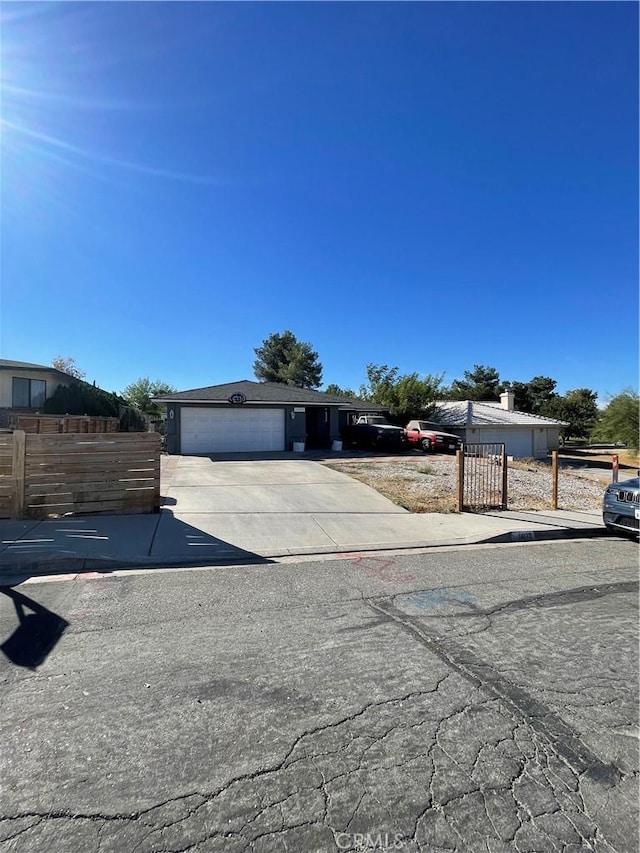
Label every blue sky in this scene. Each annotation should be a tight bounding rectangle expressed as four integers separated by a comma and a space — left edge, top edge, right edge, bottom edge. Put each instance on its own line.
1, 1, 637, 403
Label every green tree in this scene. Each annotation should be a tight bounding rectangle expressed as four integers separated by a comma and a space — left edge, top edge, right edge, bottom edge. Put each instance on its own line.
253, 330, 323, 388
504, 376, 558, 413
43, 380, 124, 417
359, 364, 399, 406
591, 389, 639, 450
324, 384, 359, 399
546, 388, 599, 442
447, 365, 503, 401
526, 376, 558, 414
359, 363, 443, 424
122, 377, 177, 418
52, 355, 86, 380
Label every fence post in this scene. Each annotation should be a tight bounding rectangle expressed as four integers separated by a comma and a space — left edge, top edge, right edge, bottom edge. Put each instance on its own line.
456, 449, 464, 512
551, 450, 558, 509
12, 430, 26, 519
501, 446, 508, 510
612, 454, 619, 483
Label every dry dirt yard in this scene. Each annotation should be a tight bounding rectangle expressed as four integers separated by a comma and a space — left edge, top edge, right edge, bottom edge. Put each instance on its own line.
322, 452, 610, 513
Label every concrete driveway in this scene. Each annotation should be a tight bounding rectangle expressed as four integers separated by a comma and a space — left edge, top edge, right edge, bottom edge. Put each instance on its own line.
163, 454, 406, 513
155, 453, 412, 559
147, 454, 606, 562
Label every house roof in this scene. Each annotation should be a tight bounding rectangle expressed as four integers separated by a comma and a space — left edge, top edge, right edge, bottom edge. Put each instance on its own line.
0, 359, 72, 378
432, 401, 568, 427
155, 380, 384, 410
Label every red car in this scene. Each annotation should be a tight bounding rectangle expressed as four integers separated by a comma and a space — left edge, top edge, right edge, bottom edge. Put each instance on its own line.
404, 420, 462, 454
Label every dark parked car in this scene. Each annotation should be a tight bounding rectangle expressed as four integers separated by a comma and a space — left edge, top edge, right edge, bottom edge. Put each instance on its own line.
602, 477, 640, 536
341, 415, 407, 451
404, 420, 462, 454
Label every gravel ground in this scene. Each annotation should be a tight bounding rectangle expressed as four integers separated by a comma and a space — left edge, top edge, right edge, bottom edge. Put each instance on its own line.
322, 452, 608, 512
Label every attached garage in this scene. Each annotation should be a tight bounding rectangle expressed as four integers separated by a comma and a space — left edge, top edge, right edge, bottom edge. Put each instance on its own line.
180, 406, 285, 454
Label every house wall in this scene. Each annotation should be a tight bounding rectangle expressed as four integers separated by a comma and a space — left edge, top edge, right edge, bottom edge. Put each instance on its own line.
545, 428, 562, 453
288, 407, 307, 446
166, 403, 179, 453
465, 427, 532, 458
0, 369, 70, 409
464, 425, 560, 459
329, 408, 341, 442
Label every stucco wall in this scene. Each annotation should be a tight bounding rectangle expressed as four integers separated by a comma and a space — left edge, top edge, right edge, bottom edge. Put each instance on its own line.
463, 425, 559, 459
0, 369, 70, 409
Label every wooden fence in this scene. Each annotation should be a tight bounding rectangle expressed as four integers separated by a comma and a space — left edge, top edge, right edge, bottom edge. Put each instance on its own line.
9, 415, 120, 434
0, 433, 12, 518
2, 431, 161, 519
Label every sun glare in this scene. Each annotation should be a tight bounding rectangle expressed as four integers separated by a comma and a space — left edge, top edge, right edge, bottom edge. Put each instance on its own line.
1, 2, 218, 225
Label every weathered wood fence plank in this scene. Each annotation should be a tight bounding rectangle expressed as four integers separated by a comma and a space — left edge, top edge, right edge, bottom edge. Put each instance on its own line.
12, 431, 26, 517
9, 415, 120, 434
0, 434, 14, 517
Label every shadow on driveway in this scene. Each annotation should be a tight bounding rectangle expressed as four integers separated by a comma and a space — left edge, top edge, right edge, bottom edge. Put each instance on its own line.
150, 510, 274, 567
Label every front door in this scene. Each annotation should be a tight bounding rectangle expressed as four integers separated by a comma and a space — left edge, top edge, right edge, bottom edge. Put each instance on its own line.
305, 407, 330, 449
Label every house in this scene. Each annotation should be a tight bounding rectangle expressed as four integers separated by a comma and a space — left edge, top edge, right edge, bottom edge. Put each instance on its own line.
430, 392, 567, 459
0, 360, 73, 428
155, 380, 385, 454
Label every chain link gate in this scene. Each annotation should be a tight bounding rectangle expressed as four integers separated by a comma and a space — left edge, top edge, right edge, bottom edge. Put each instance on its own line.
457, 443, 507, 511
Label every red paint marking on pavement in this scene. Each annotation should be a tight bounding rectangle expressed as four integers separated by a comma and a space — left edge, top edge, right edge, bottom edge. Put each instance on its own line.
335, 553, 416, 583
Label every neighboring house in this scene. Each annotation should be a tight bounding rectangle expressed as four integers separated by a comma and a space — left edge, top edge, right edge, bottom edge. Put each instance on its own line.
154, 380, 385, 454
431, 392, 567, 459
0, 360, 73, 428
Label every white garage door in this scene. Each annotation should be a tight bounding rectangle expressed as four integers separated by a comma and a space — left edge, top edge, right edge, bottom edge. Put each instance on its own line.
475, 429, 533, 458
180, 407, 285, 454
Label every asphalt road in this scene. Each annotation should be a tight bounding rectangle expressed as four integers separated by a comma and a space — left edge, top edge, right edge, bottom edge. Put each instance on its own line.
1, 538, 638, 853
556, 456, 637, 484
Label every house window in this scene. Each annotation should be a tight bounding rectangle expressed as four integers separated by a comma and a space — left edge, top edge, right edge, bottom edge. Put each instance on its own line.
12, 377, 46, 408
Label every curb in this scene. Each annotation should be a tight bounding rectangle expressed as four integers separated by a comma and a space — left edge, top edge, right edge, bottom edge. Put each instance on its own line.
483, 526, 610, 544
0, 526, 610, 585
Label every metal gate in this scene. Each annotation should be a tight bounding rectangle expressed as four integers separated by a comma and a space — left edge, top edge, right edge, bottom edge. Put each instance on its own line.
458, 443, 507, 510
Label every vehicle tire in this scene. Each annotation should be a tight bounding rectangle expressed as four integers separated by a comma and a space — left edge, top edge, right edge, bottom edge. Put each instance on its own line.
421, 438, 432, 453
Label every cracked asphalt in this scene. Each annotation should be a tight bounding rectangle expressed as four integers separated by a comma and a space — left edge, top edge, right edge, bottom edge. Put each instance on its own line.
0, 538, 638, 853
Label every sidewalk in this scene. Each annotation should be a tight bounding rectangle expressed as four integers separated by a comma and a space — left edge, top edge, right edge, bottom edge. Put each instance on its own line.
0, 505, 608, 584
